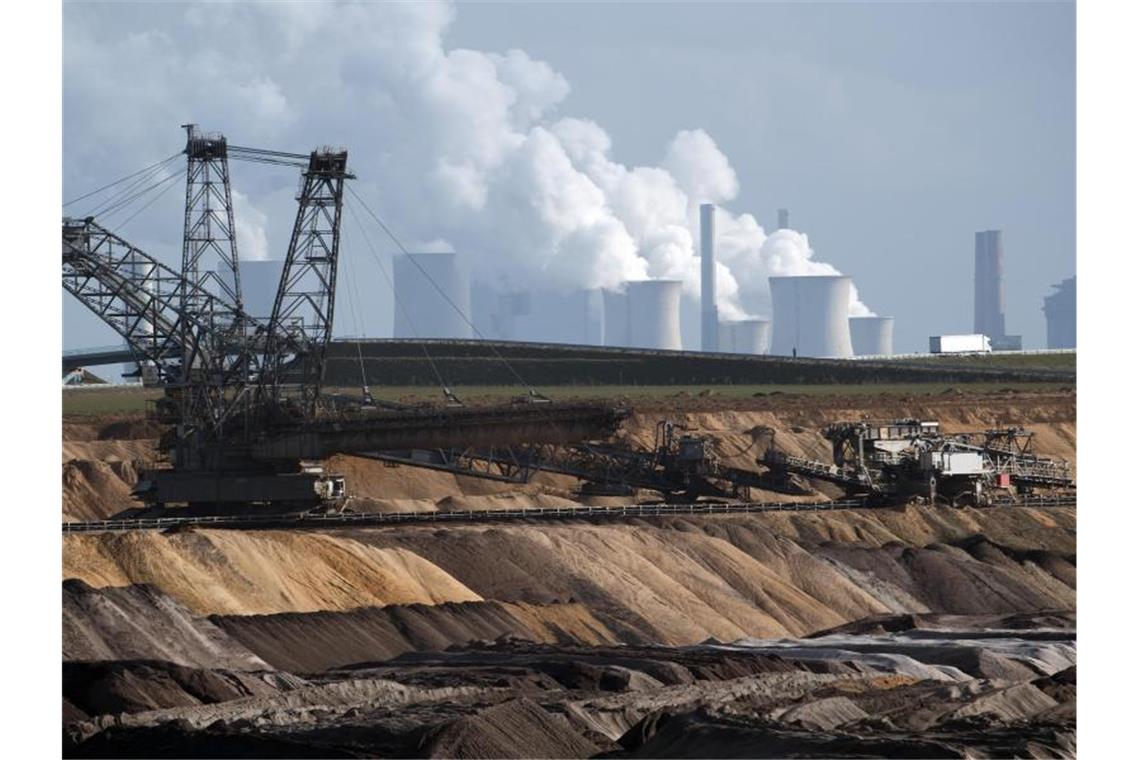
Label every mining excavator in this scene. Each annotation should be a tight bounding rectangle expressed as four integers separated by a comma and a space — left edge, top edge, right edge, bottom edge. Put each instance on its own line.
761, 419, 1074, 506
63, 127, 624, 510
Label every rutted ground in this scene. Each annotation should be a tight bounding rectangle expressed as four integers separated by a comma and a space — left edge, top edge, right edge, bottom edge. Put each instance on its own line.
64, 588, 1076, 758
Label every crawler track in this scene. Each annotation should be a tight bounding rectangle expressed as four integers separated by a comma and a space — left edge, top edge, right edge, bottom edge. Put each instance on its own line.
61, 494, 1075, 534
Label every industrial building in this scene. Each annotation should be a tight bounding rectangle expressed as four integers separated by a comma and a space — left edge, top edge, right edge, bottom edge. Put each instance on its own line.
626, 279, 683, 350
1043, 276, 1076, 349
718, 319, 770, 355
849, 316, 894, 357
473, 286, 603, 345
700, 203, 718, 352
602, 288, 630, 347
392, 253, 473, 339
769, 275, 855, 358
974, 230, 1006, 340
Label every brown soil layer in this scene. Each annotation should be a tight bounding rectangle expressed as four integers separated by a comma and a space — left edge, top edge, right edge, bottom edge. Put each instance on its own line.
64, 505, 1074, 641
64, 631, 1075, 758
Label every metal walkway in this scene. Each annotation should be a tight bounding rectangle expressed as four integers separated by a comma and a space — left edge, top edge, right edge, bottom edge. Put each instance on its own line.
61, 495, 1076, 535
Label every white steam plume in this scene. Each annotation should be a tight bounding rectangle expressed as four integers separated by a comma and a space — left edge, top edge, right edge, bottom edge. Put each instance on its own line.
233, 190, 270, 262
65, 0, 874, 321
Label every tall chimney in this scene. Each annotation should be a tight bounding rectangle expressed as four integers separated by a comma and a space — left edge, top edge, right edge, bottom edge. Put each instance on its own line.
777, 208, 789, 230
700, 203, 718, 351
973, 230, 1006, 339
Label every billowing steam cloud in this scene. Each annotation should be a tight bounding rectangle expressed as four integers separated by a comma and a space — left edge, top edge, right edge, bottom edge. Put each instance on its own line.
232, 190, 270, 262
64, 0, 873, 322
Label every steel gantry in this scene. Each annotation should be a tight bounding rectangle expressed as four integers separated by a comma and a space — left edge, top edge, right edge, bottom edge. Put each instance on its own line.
62, 126, 625, 510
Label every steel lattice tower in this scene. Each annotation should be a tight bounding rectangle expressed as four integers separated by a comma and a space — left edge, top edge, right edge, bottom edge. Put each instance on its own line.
266, 149, 351, 414
181, 124, 243, 312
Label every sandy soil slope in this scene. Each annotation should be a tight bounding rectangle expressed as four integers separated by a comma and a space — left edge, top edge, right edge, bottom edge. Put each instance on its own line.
64, 505, 1074, 642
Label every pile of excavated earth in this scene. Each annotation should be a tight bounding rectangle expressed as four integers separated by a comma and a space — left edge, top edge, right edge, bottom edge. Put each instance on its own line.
61, 390, 1076, 758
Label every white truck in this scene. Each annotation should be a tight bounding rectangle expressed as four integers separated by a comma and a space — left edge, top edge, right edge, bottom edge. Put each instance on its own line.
928, 334, 992, 354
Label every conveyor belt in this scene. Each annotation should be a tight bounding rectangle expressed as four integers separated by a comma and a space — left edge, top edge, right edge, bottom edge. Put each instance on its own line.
60, 494, 1076, 534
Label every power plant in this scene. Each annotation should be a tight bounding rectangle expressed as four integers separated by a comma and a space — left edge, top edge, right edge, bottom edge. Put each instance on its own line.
626, 279, 684, 350
718, 319, 770, 355
1043, 276, 1076, 349
392, 253, 473, 339
481, 287, 604, 345
769, 275, 855, 358
849, 316, 894, 357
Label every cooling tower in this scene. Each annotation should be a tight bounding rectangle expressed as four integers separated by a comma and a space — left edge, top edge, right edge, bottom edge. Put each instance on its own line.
603, 289, 630, 347
627, 280, 683, 350
392, 253, 472, 339
769, 275, 854, 358
777, 208, 789, 230
700, 203, 718, 351
719, 319, 771, 354
849, 316, 894, 356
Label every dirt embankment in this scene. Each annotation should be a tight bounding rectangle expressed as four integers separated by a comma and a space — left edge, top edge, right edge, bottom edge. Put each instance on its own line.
61, 391, 1076, 519
63, 504, 1074, 646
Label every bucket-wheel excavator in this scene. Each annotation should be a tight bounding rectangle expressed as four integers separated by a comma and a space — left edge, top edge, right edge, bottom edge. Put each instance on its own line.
63, 127, 624, 510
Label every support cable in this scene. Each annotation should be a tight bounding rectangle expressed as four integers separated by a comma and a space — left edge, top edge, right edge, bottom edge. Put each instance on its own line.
106, 171, 184, 233
91, 168, 182, 221
345, 185, 542, 398
63, 152, 182, 209
337, 235, 374, 405
84, 155, 182, 219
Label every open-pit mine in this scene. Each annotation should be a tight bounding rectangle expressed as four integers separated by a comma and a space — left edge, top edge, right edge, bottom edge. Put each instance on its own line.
62, 388, 1076, 758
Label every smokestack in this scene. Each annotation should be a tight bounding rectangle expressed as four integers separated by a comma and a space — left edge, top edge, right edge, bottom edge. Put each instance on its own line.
699, 203, 718, 351
627, 280, 683, 350
974, 230, 1006, 339
392, 253, 473, 339
719, 319, 770, 355
769, 275, 855, 358
849, 316, 894, 356
777, 208, 789, 230
603, 289, 630, 347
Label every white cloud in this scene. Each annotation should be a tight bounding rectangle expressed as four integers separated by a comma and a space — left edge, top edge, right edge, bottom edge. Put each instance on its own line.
63, 0, 873, 333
